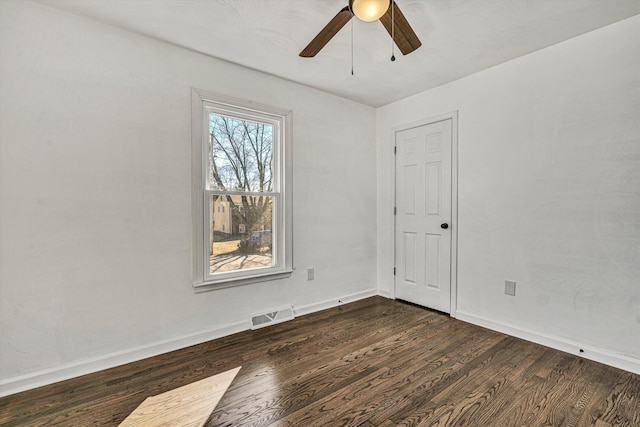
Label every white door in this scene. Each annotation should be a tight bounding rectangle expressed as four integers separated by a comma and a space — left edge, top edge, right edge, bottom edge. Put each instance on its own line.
395, 119, 453, 313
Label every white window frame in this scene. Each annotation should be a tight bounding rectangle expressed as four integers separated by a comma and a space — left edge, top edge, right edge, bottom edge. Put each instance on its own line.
191, 88, 293, 292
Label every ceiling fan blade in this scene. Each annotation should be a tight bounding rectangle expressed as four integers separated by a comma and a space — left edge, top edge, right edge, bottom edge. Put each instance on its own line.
380, 2, 422, 55
300, 6, 353, 57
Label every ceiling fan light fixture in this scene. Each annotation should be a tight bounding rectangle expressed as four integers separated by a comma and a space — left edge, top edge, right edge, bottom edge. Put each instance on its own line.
300, 0, 421, 58
351, 0, 390, 22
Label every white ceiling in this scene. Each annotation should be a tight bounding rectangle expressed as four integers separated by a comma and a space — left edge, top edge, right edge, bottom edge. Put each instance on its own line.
35, 0, 640, 107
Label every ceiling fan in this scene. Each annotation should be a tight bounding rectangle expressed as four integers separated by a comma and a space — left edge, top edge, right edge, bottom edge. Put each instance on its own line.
299, 0, 422, 58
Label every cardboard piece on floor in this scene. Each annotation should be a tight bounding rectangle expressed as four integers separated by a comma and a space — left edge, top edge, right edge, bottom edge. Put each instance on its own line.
119, 366, 241, 427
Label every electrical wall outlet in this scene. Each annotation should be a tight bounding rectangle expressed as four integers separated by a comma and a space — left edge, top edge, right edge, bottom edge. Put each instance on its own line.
307, 268, 314, 281
505, 280, 516, 296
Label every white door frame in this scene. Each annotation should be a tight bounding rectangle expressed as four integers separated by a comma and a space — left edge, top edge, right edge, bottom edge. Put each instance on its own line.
392, 111, 459, 318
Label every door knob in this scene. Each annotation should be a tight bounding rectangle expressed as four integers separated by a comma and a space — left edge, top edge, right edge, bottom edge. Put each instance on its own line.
441, 223, 449, 229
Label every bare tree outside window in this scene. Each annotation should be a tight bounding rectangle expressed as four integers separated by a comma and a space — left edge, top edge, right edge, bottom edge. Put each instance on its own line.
208, 114, 274, 273
208, 115, 273, 192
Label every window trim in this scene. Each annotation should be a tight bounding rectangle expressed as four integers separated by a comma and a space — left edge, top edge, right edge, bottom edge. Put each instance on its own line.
191, 88, 293, 292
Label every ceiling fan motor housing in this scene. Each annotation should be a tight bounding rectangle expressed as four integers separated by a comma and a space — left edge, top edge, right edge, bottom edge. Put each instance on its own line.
350, 0, 391, 22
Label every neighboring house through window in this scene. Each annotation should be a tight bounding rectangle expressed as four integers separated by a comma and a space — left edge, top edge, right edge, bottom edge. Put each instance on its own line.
192, 89, 293, 291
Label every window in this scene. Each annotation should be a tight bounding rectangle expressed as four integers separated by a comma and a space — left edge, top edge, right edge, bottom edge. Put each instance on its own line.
192, 89, 293, 291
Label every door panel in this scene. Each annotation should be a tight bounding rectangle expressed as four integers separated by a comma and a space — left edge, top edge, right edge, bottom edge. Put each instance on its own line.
395, 119, 452, 313
403, 165, 417, 214
425, 161, 441, 215
403, 232, 417, 283
425, 233, 440, 288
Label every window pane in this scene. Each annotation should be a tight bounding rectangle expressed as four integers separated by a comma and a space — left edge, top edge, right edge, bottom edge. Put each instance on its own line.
209, 195, 274, 274
207, 114, 273, 192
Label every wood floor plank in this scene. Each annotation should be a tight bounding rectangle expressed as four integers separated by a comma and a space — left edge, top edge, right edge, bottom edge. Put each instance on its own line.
561, 361, 612, 427
489, 351, 583, 427
333, 330, 508, 426
331, 322, 495, 427
216, 306, 447, 406
573, 365, 618, 427
448, 343, 553, 426
470, 348, 565, 426
208, 313, 455, 426
413, 340, 547, 426
1, 297, 638, 427
593, 370, 640, 426
377, 336, 532, 426
520, 356, 599, 426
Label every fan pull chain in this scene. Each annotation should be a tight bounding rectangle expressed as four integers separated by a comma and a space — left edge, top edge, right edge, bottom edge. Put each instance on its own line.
391, 0, 396, 61
351, 15, 354, 75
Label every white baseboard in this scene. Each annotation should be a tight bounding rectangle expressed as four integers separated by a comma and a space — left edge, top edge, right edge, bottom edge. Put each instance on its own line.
377, 289, 394, 299
0, 289, 380, 397
0, 320, 249, 398
455, 310, 640, 375
293, 288, 378, 317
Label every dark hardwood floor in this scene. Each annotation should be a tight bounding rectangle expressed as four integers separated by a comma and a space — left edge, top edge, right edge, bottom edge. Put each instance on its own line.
1, 297, 638, 426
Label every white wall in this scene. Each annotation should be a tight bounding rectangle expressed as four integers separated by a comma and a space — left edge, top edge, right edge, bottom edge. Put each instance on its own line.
377, 15, 640, 372
0, 0, 377, 394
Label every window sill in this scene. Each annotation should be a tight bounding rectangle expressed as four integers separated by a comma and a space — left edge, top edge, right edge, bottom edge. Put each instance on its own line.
193, 270, 293, 294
